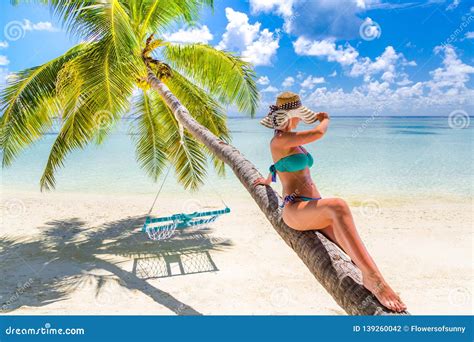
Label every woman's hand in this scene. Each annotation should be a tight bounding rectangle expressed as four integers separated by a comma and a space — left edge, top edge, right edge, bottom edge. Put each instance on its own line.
316, 112, 330, 121
253, 177, 271, 187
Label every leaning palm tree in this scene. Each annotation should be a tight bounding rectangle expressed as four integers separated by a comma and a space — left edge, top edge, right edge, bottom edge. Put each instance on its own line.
1, 0, 406, 315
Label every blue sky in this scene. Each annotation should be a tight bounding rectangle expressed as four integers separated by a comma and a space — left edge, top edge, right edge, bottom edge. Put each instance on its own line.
0, 0, 473, 116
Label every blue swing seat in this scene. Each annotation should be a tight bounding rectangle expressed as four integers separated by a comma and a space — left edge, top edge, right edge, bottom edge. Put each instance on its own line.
143, 207, 230, 241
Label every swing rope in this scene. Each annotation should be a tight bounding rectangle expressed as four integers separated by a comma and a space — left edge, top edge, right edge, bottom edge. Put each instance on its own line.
147, 162, 228, 217
147, 164, 173, 216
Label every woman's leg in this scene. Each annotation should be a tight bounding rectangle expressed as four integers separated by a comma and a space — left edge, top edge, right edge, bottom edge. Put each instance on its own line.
283, 198, 407, 312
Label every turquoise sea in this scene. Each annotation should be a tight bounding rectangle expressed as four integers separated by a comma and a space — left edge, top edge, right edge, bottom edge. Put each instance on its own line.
1, 117, 472, 203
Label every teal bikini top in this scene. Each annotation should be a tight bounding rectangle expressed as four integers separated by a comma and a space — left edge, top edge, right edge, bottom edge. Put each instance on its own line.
269, 147, 314, 182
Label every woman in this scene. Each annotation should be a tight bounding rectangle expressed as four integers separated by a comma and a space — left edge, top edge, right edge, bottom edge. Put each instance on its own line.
253, 92, 407, 312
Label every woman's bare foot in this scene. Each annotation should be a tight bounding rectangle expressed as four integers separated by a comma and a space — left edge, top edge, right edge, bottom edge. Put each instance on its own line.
362, 272, 407, 312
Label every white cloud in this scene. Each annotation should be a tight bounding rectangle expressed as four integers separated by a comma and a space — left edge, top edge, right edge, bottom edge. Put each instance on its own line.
250, 0, 439, 41
216, 8, 280, 66
293, 37, 359, 66
465, 31, 474, 39
243, 29, 280, 66
299, 45, 473, 116
356, 0, 415, 10
426, 44, 474, 96
282, 76, 295, 88
217, 8, 259, 51
261, 85, 279, 93
350, 46, 399, 79
396, 74, 413, 86
349, 46, 416, 84
250, 0, 389, 40
0, 55, 10, 66
329, 70, 338, 77
163, 25, 213, 44
249, 0, 295, 17
300, 75, 325, 89
22, 19, 58, 32
0, 68, 10, 86
257, 76, 270, 85
0, 41, 8, 49
254, 0, 364, 39
294, 37, 416, 86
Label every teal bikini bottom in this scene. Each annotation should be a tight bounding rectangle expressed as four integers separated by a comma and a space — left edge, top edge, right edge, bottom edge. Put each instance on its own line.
281, 194, 322, 208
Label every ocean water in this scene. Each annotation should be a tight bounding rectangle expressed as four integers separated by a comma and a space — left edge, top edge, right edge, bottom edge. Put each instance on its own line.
1, 117, 472, 203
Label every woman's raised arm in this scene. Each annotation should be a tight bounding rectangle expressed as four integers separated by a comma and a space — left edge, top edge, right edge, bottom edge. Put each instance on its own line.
273, 113, 330, 148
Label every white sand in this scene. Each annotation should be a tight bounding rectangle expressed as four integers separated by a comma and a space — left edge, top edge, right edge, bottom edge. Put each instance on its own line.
0, 189, 472, 315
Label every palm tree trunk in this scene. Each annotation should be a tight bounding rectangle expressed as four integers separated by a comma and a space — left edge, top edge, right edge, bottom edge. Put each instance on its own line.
147, 69, 408, 315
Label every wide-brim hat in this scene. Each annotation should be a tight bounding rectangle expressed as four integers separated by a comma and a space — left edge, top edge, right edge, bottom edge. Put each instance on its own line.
260, 92, 319, 129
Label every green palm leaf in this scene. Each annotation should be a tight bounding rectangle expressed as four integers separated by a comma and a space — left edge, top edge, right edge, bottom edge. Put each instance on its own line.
0, 44, 86, 167
164, 69, 229, 176
39, 97, 98, 190
131, 89, 167, 181
152, 95, 207, 190
127, 0, 214, 39
4, 0, 258, 191
39, 41, 140, 190
163, 43, 259, 116
74, 41, 139, 144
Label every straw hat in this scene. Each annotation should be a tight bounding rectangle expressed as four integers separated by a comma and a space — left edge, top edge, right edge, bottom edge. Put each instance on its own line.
260, 92, 319, 129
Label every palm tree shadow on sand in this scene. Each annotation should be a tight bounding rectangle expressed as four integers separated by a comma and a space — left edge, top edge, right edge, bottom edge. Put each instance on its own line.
0, 216, 232, 315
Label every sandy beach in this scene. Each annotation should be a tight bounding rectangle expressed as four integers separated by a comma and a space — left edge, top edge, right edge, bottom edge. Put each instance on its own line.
1, 189, 472, 315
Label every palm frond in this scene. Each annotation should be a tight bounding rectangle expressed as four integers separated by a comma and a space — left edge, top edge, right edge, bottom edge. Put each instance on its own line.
47, 1, 138, 53
125, 0, 214, 40
39, 97, 98, 191
0, 44, 86, 167
164, 69, 229, 176
152, 95, 208, 190
74, 40, 139, 144
130, 89, 167, 181
163, 43, 259, 116
39, 39, 141, 190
